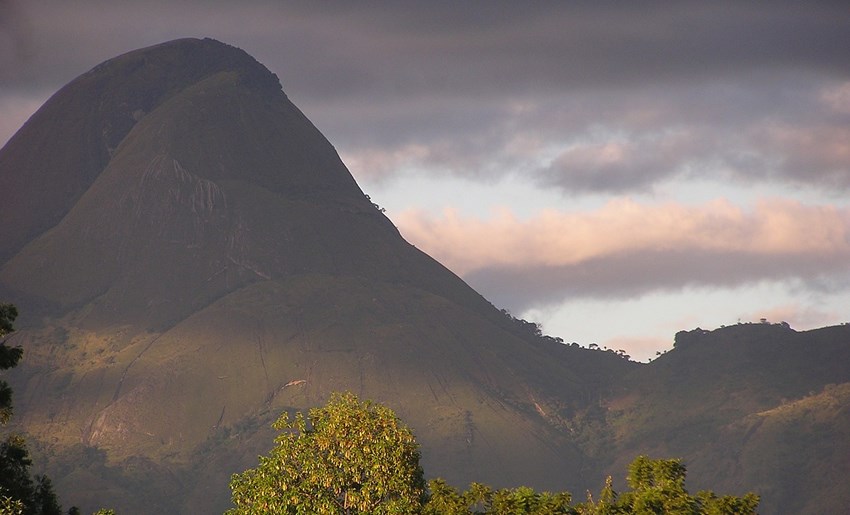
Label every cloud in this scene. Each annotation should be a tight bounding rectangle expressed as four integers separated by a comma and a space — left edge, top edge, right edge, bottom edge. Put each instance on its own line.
0, 0, 34, 83
752, 123, 850, 188
821, 81, 850, 115
740, 304, 845, 329
0, 93, 48, 147
538, 129, 704, 194
337, 78, 850, 193
397, 198, 850, 274
395, 198, 850, 309
2, 1, 849, 195
343, 144, 433, 181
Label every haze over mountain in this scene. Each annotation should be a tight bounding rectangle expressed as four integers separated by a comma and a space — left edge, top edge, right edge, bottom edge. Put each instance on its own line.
1, 39, 848, 514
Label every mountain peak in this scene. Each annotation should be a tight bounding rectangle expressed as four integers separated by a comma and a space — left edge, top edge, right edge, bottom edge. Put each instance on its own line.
0, 37, 391, 325
86, 37, 284, 97
1, 41, 612, 514
0, 38, 288, 263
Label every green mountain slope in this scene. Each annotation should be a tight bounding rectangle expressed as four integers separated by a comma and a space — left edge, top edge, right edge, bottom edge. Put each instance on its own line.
603, 323, 850, 514
0, 38, 633, 514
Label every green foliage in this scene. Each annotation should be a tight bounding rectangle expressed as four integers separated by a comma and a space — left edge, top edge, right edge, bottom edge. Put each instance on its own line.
0, 491, 24, 515
425, 480, 573, 514
1, 303, 23, 425
423, 456, 759, 515
32, 477, 62, 515
423, 457, 755, 515
578, 456, 759, 515
0, 435, 31, 503
227, 391, 758, 515
491, 487, 573, 514
694, 491, 760, 515
0, 433, 64, 515
620, 456, 695, 514
227, 392, 425, 514
0, 304, 72, 515
0, 305, 18, 340
422, 479, 468, 514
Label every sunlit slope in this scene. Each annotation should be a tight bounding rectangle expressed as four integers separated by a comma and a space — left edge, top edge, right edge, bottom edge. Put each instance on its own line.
607, 323, 850, 514
1, 38, 486, 327
16, 275, 591, 489
0, 38, 635, 513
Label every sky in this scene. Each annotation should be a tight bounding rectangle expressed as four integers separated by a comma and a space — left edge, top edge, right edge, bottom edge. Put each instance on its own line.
2, 1, 849, 361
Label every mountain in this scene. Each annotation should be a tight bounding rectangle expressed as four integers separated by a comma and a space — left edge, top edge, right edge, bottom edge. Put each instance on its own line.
604, 323, 850, 514
0, 38, 634, 513
2, 38, 849, 515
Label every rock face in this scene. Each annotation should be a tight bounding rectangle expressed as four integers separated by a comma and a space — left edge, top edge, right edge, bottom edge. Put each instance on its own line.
1, 38, 631, 513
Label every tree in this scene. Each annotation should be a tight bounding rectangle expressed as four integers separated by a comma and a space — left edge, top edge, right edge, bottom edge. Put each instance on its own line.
0, 304, 67, 515
578, 456, 759, 515
422, 479, 471, 514
227, 392, 426, 514
228, 393, 759, 515
425, 480, 573, 515
619, 456, 696, 514
1, 304, 23, 424
0, 493, 24, 515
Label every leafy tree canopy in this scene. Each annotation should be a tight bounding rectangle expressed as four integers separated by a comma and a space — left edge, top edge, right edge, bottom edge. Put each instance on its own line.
1, 303, 23, 425
0, 304, 72, 515
229, 393, 758, 515
578, 456, 760, 515
227, 392, 426, 514
424, 479, 574, 515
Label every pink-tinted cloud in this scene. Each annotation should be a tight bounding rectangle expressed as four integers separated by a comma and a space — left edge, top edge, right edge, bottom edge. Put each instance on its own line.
820, 81, 850, 115
740, 304, 845, 330
395, 198, 850, 307
343, 144, 433, 181
604, 336, 671, 362
397, 198, 850, 274
754, 123, 850, 188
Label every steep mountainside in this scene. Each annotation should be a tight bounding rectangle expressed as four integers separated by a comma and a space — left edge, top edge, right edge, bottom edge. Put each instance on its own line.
602, 323, 850, 515
0, 38, 634, 514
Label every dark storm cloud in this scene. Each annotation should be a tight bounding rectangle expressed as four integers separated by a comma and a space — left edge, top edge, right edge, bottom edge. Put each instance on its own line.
8, 1, 850, 101
2, 1, 850, 191
262, 1, 850, 98
538, 129, 705, 194
509, 73, 850, 194
467, 249, 850, 312
0, 0, 33, 83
